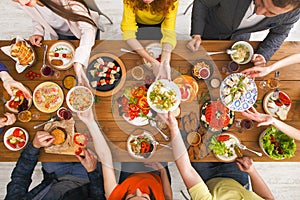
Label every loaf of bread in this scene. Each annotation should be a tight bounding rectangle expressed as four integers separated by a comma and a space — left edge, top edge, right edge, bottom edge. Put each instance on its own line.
11, 41, 33, 65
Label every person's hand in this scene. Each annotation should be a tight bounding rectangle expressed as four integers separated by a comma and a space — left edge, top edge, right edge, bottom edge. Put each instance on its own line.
74, 63, 90, 88
241, 65, 273, 79
144, 162, 165, 173
241, 107, 274, 127
76, 148, 98, 173
29, 35, 43, 47
236, 156, 255, 174
186, 35, 201, 52
155, 60, 171, 81
158, 111, 178, 132
32, 131, 55, 149
1, 72, 32, 99
77, 107, 95, 124
251, 54, 266, 67
0, 113, 16, 128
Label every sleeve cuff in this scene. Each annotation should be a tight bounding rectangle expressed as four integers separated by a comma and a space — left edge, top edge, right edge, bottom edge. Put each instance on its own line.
0, 62, 9, 72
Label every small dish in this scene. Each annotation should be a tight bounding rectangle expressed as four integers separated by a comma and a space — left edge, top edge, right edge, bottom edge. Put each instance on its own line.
62, 75, 77, 90
47, 41, 75, 70
143, 43, 162, 67
230, 41, 254, 64
131, 66, 144, 80
187, 132, 201, 146
127, 130, 156, 159
4, 127, 29, 151
192, 59, 212, 80
66, 86, 94, 113
173, 75, 199, 102
49, 127, 67, 145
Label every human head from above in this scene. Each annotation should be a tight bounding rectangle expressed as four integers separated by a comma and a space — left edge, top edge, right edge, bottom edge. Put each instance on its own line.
254, 0, 300, 17
125, 0, 177, 15
122, 188, 155, 200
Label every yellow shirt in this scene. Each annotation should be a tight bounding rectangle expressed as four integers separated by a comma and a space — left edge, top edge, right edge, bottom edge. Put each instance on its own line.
121, 0, 178, 48
189, 178, 263, 200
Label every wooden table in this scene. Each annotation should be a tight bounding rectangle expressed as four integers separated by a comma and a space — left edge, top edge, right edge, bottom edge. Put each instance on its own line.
0, 40, 299, 162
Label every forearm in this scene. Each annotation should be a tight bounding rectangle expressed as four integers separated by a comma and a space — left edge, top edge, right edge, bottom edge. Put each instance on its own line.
6, 143, 40, 199
160, 168, 172, 200
0, 71, 13, 82
171, 128, 203, 189
271, 118, 300, 141
86, 121, 117, 197
161, 43, 172, 63
248, 169, 274, 200
269, 53, 300, 72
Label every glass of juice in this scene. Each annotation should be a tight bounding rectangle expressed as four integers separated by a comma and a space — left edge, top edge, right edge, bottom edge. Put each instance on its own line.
18, 110, 32, 122
41, 65, 60, 78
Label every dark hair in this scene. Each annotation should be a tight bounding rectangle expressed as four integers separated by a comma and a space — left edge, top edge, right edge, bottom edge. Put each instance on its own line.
272, 0, 300, 9
124, 0, 177, 16
121, 187, 156, 200
39, 0, 97, 27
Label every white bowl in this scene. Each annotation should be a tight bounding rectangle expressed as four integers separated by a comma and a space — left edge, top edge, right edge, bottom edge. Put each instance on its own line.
230, 41, 254, 64
66, 86, 94, 113
4, 127, 29, 151
127, 131, 156, 160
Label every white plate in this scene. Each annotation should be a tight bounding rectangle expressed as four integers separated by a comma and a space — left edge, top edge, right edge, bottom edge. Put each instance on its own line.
47, 41, 75, 70
220, 73, 257, 112
230, 41, 254, 64
33, 82, 64, 113
127, 131, 156, 160
147, 79, 181, 113
4, 127, 29, 151
122, 113, 152, 126
66, 86, 94, 113
143, 43, 162, 67
212, 133, 240, 162
263, 91, 291, 120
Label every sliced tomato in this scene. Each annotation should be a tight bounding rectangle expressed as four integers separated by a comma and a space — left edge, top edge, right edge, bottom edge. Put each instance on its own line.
7, 139, 17, 149
279, 92, 291, 106
142, 109, 149, 115
13, 129, 21, 137
217, 135, 230, 142
8, 100, 19, 109
75, 147, 83, 155
129, 104, 140, 112
18, 142, 25, 148
74, 133, 88, 147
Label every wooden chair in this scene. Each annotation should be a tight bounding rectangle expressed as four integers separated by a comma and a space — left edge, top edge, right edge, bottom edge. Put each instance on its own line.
83, 0, 113, 24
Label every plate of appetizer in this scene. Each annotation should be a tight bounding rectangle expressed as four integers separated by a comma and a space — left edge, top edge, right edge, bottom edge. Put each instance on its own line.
87, 53, 126, 96
263, 91, 291, 120
127, 130, 156, 159
209, 133, 241, 162
143, 42, 162, 67
259, 126, 296, 160
0, 37, 36, 73
230, 41, 254, 64
118, 85, 153, 126
147, 79, 181, 113
192, 60, 212, 80
200, 100, 235, 133
66, 86, 94, 113
4, 127, 29, 151
173, 75, 199, 102
5, 87, 32, 113
47, 41, 75, 70
220, 73, 257, 111
33, 82, 64, 113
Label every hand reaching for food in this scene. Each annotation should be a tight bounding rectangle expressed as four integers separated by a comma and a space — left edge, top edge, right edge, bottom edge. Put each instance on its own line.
74, 62, 90, 88
186, 35, 202, 52
241, 107, 274, 127
236, 156, 255, 174
29, 35, 43, 47
0, 113, 16, 128
76, 148, 98, 172
241, 65, 273, 78
32, 131, 55, 149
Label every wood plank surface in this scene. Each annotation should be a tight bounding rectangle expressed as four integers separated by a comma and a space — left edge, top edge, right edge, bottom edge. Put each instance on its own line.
1, 40, 299, 162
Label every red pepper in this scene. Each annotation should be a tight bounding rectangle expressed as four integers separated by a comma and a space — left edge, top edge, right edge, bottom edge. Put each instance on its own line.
75, 147, 83, 155
217, 135, 230, 142
74, 133, 88, 147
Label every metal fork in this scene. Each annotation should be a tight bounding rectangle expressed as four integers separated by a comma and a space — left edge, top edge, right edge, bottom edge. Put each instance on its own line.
237, 143, 262, 157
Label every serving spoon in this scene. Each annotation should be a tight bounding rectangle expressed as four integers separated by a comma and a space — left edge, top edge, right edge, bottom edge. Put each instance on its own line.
149, 119, 170, 141
206, 49, 237, 56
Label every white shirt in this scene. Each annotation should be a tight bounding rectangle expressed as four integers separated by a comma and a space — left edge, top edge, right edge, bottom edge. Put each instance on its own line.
35, 4, 74, 36
237, 1, 266, 30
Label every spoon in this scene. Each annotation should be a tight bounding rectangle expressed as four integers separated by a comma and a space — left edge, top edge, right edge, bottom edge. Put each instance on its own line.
34, 116, 58, 129
42, 44, 48, 68
206, 49, 237, 56
120, 48, 137, 54
149, 119, 170, 141
153, 141, 172, 149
